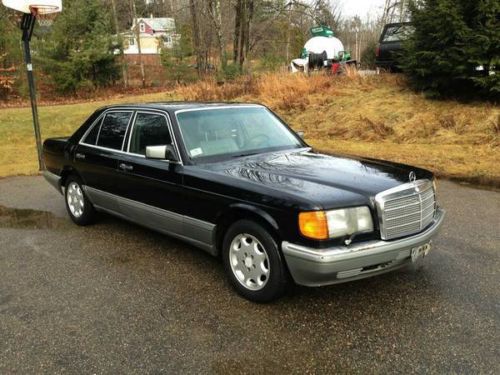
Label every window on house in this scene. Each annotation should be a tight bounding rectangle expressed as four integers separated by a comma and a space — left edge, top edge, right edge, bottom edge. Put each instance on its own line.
129, 38, 135, 46
139, 23, 145, 33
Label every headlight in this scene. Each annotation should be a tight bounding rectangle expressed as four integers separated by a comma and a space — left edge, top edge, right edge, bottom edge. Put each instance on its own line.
299, 206, 374, 240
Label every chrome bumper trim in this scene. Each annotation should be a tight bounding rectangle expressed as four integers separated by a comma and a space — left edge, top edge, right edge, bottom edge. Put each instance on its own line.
43, 170, 62, 194
282, 208, 445, 286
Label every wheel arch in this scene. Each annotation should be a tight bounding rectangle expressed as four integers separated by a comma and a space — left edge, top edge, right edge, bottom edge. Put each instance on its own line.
213, 203, 281, 256
60, 166, 84, 189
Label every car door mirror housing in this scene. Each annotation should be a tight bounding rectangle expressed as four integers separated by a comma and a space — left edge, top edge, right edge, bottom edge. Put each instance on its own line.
145, 145, 179, 162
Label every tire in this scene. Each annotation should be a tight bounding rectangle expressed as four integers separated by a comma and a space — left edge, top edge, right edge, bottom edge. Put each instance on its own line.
64, 175, 96, 226
222, 220, 289, 302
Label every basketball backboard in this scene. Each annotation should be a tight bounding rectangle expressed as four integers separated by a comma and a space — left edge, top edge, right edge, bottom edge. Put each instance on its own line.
2, 0, 62, 14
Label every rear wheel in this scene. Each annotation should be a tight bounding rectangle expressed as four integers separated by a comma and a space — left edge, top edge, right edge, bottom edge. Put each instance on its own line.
64, 175, 95, 226
222, 220, 288, 302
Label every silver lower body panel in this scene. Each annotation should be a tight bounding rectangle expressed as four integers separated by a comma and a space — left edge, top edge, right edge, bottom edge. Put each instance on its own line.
83, 186, 217, 255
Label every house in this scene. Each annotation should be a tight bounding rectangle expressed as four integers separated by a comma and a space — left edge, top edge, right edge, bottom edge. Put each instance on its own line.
122, 16, 178, 64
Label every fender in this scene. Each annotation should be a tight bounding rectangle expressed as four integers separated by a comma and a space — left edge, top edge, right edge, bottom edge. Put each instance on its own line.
213, 203, 281, 253
225, 203, 279, 231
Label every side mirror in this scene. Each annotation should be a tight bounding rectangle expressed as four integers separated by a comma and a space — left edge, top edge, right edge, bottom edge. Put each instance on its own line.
145, 145, 179, 162
297, 130, 305, 139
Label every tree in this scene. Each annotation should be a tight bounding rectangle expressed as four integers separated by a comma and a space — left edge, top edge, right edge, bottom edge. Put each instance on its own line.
401, 0, 499, 99
38, 0, 120, 94
130, 0, 146, 88
207, 0, 227, 70
233, 0, 254, 71
189, 0, 205, 75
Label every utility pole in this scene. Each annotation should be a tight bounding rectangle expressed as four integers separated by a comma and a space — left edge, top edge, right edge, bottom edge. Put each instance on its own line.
130, 0, 146, 88
111, 0, 128, 88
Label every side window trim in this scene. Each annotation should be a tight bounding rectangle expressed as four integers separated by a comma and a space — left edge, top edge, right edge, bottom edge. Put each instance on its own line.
79, 109, 134, 152
96, 110, 134, 151
78, 108, 183, 164
127, 111, 172, 155
122, 111, 137, 152
80, 115, 104, 146
125, 110, 182, 164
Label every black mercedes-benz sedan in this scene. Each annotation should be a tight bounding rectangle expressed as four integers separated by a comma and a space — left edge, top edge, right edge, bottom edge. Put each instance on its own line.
43, 103, 445, 302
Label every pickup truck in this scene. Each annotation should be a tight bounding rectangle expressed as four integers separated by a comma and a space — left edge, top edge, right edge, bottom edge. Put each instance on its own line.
376, 22, 413, 72
43, 103, 445, 302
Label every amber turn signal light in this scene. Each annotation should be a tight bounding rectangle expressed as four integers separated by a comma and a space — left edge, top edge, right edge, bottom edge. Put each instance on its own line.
299, 211, 329, 240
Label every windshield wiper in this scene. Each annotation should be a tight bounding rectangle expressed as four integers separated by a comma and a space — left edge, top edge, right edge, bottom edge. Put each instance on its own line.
231, 152, 260, 158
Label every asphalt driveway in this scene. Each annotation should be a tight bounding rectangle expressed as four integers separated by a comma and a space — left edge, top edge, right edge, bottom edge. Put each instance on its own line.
0, 176, 498, 373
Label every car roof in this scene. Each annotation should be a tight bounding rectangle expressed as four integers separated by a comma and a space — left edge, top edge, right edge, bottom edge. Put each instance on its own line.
97, 102, 264, 113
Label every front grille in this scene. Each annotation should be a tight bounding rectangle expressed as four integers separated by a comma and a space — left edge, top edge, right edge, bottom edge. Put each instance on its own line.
375, 180, 436, 240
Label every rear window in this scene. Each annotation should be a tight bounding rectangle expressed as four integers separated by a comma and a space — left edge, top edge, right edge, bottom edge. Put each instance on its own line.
82, 118, 101, 145
96, 112, 132, 150
382, 25, 414, 42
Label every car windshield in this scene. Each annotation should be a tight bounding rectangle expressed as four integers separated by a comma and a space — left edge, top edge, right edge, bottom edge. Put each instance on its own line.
382, 25, 414, 42
176, 106, 304, 161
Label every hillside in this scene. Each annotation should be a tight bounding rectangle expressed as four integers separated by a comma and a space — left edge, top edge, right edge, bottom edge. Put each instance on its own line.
0, 73, 498, 186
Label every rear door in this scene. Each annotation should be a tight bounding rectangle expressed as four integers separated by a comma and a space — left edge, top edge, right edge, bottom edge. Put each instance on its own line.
74, 110, 134, 211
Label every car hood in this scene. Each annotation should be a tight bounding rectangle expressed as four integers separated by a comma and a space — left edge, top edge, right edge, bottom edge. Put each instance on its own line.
196, 149, 433, 210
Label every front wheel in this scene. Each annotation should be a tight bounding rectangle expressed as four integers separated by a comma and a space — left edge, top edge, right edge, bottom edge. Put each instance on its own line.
222, 220, 289, 302
64, 175, 96, 226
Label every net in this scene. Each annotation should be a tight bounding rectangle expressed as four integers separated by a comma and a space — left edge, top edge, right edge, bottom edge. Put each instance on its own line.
30, 6, 58, 28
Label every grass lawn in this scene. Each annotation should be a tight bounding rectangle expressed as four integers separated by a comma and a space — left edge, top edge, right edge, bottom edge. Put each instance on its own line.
0, 73, 498, 186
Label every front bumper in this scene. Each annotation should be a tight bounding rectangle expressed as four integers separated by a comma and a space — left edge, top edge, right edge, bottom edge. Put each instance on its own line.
282, 208, 446, 286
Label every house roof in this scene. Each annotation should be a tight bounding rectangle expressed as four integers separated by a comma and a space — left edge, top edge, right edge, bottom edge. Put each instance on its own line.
136, 17, 175, 32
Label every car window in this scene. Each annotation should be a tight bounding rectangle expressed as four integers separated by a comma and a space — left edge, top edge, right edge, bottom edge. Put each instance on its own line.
96, 112, 132, 150
128, 113, 172, 155
176, 107, 302, 160
382, 25, 414, 42
82, 118, 102, 145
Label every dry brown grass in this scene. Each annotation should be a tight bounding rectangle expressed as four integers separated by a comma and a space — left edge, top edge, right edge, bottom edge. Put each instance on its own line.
0, 72, 498, 185
175, 72, 499, 185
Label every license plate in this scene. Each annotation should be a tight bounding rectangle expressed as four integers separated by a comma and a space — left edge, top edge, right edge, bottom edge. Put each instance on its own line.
411, 242, 432, 263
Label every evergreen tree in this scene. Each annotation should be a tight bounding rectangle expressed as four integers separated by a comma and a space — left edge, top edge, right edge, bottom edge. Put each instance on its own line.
402, 0, 499, 99
37, 0, 120, 94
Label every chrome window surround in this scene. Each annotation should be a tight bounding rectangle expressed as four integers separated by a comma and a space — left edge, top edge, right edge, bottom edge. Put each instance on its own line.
126, 110, 177, 159
78, 107, 183, 165
80, 110, 134, 151
375, 179, 436, 241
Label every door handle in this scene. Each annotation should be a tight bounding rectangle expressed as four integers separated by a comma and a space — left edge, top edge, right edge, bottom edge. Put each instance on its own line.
119, 163, 134, 171
75, 153, 85, 160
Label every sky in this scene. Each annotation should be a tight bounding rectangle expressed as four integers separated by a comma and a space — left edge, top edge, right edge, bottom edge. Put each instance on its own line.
340, 0, 387, 19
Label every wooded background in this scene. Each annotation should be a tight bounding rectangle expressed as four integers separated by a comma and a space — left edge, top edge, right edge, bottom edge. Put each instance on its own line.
0, 0, 498, 99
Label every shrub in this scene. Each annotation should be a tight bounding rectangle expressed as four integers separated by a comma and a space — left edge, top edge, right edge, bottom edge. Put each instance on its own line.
361, 40, 377, 70
402, 0, 499, 99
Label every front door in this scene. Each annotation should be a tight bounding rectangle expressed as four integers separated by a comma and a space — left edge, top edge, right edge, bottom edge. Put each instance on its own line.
113, 111, 185, 236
